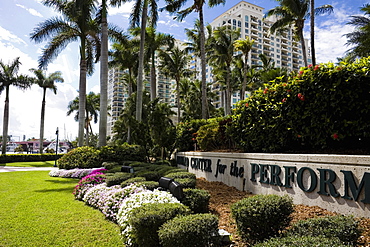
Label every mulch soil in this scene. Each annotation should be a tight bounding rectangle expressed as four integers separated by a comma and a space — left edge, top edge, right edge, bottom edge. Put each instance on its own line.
196, 178, 370, 246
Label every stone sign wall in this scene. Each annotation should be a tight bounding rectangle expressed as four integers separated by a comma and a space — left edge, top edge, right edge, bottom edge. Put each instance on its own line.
176, 152, 370, 218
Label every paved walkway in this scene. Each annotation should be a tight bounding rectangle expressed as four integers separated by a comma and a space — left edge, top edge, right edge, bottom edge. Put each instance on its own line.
0, 166, 58, 173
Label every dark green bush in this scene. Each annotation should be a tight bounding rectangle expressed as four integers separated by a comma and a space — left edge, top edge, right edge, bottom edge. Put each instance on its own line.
99, 143, 146, 162
120, 177, 146, 188
176, 119, 208, 151
181, 188, 210, 213
231, 58, 370, 152
57, 146, 101, 169
174, 178, 196, 188
165, 171, 196, 180
254, 235, 347, 247
231, 194, 293, 243
196, 121, 221, 151
158, 213, 220, 247
102, 161, 119, 170
128, 202, 190, 247
135, 170, 161, 182
0, 154, 63, 163
137, 181, 159, 190
105, 172, 133, 187
287, 215, 361, 246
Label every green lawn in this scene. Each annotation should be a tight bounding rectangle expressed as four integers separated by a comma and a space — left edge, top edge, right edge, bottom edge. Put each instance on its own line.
0, 171, 123, 247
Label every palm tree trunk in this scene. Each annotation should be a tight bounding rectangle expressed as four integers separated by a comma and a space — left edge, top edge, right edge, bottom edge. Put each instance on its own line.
1, 86, 10, 154
299, 30, 308, 67
310, 0, 316, 66
199, 7, 208, 119
225, 66, 231, 116
78, 58, 87, 147
39, 88, 47, 154
150, 52, 157, 101
136, 0, 148, 122
85, 109, 90, 146
241, 55, 248, 101
176, 78, 181, 123
99, 3, 108, 147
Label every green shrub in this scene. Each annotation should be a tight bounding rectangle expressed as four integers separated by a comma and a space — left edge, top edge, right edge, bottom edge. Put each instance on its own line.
120, 177, 146, 188
231, 194, 293, 243
105, 172, 133, 187
128, 202, 190, 247
135, 170, 161, 182
231, 58, 370, 152
176, 119, 208, 151
165, 171, 196, 180
181, 188, 210, 213
136, 181, 159, 191
99, 144, 146, 162
102, 161, 119, 170
174, 178, 196, 188
58, 146, 101, 169
0, 154, 63, 163
254, 235, 347, 247
158, 213, 220, 247
287, 215, 361, 246
196, 121, 220, 151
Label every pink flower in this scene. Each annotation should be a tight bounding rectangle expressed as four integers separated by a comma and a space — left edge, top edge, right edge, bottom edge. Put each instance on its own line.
332, 133, 339, 140
299, 70, 304, 75
314, 65, 319, 71
263, 88, 268, 94
282, 98, 287, 103
245, 103, 249, 107
308, 64, 313, 68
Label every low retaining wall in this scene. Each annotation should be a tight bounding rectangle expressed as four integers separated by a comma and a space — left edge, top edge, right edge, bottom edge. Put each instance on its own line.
176, 152, 370, 218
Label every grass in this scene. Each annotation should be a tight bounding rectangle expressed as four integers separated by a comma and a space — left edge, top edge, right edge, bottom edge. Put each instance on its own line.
0, 171, 123, 247
2, 161, 56, 167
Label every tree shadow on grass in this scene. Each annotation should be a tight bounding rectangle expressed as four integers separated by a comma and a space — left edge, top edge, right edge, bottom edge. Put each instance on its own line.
34, 187, 74, 193
44, 179, 78, 184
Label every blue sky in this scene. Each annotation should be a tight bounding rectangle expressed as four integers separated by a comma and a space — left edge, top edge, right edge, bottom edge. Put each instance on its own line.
0, 0, 366, 142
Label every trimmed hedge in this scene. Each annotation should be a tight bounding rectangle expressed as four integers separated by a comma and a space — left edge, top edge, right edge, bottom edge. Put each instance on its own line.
254, 235, 347, 247
105, 172, 133, 187
231, 194, 293, 243
128, 202, 190, 247
0, 154, 63, 163
158, 213, 220, 247
120, 177, 146, 188
181, 188, 210, 213
287, 215, 361, 245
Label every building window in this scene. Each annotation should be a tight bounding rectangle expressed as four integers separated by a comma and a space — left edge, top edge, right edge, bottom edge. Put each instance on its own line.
245, 15, 249, 21
238, 21, 241, 27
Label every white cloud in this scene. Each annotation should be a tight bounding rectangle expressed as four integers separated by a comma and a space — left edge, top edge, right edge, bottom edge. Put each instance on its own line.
16, 4, 43, 18
308, 5, 358, 63
109, 2, 135, 16
0, 26, 27, 45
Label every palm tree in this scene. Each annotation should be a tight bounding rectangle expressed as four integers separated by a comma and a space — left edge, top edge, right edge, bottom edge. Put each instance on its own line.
265, 0, 333, 67
208, 25, 240, 116
345, 4, 370, 59
109, 40, 140, 96
131, 27, 174, 101
31, 0, 101, 147
98, 0, 109, 147
233, 37, 255, 101
159, 46, 192, 123
111, 0, 159, 122
67, 92, 100, 146
162, 0, 226, 119
30, 69, 64, 154
0, 57, 33, 154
